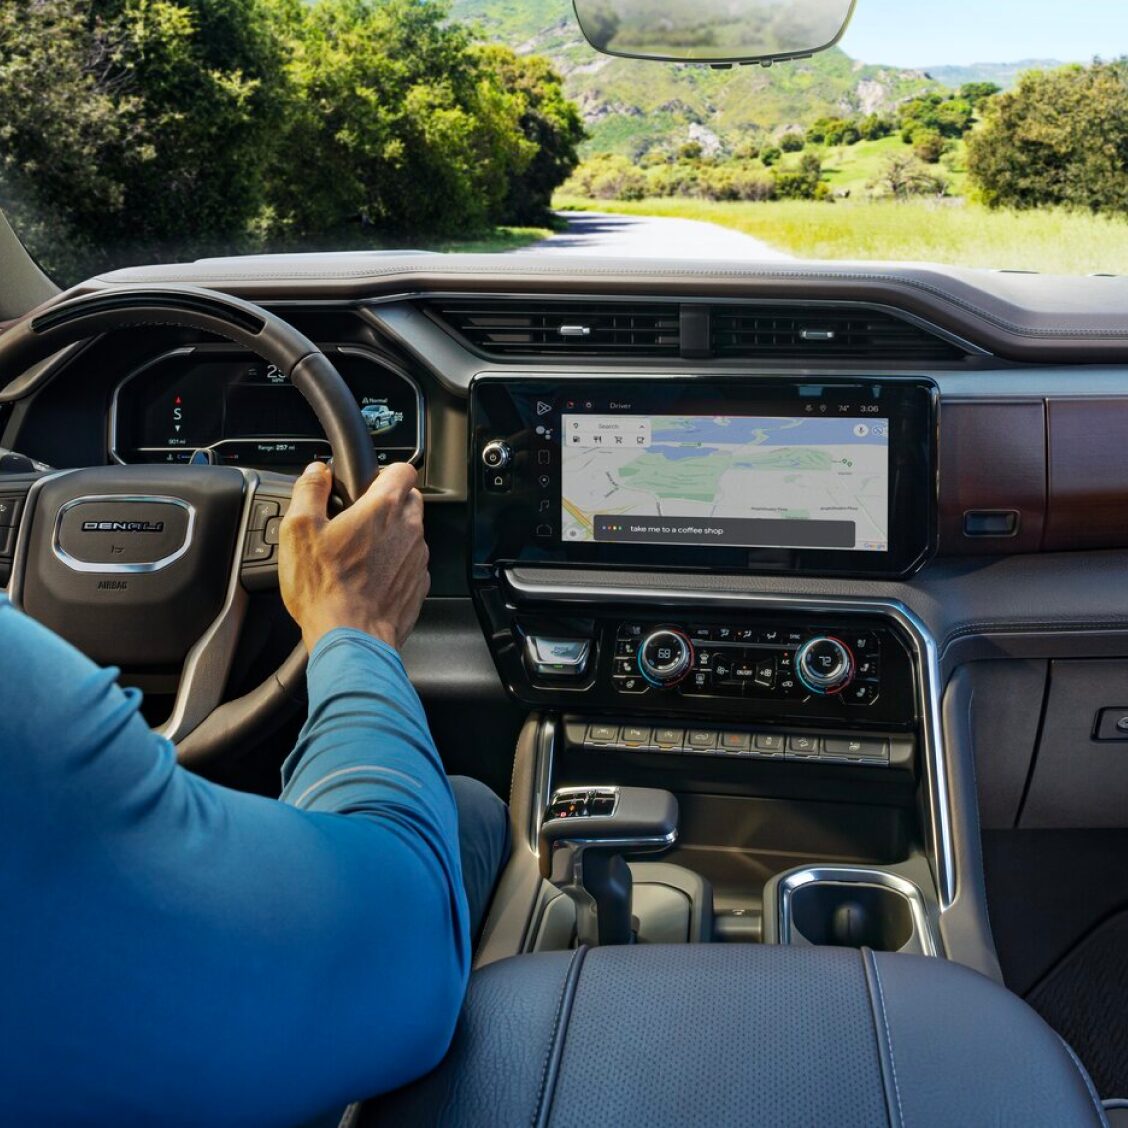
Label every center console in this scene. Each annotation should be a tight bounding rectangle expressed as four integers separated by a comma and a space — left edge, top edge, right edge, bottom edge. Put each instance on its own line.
468, 374, 949, 961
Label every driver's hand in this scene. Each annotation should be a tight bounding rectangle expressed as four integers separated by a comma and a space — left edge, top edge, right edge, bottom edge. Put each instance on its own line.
279, 461, 429, 652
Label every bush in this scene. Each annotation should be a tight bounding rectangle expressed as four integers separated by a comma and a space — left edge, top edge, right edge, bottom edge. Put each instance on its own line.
563, 154, 646, 200
773, 153, 824, 200
966, 60, 1128, 215
780, 132, 805, 152
761, 146, 782, 167
858, 114, 894, 141
912, 130, 946, 164
868, 154, 949, 199
645, 163, 702, 198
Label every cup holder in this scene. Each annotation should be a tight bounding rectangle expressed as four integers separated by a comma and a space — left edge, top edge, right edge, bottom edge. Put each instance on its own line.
771, 867, 936, 955
790, 882, 915, 950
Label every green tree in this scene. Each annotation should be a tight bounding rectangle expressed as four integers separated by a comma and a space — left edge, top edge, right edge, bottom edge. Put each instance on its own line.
266, 0, 533, 238
899, 93, 974, 140
959, 81, 1001, 106
967, 60, 1128, 214
473, 45, 585, 225
0, 0, 285, 279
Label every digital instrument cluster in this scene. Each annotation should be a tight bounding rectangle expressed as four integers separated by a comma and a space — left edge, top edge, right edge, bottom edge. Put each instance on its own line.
111, 344, 423, 472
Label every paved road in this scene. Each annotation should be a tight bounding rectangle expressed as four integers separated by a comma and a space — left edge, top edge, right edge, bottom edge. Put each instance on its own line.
520, 210, 792, 261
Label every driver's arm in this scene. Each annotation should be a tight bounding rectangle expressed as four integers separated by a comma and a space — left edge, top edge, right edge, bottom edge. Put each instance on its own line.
0, 463, 470, 1128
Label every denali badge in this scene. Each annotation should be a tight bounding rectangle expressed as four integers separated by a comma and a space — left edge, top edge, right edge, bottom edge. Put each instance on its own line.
81, 519, 165, 533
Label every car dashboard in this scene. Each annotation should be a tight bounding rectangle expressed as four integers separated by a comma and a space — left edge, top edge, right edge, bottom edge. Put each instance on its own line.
4, 251, 1128, 993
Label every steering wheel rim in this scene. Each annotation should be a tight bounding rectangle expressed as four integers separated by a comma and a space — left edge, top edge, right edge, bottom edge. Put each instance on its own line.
0, 284, 378, 761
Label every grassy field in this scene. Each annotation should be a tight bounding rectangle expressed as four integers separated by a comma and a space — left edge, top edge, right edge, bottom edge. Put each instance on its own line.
552, 196, 1128, 274
811, 136, 969, 198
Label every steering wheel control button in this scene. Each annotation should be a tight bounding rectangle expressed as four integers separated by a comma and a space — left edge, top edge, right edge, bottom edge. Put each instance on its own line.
263, 516, 282, 546
242, 528, 273, 563
638, 628, 694, 687
525, 636, 591, 679
250, 499, 280, 530
796, 636, 855, 695
0, 496, 22, 526
481, 440, 511, 471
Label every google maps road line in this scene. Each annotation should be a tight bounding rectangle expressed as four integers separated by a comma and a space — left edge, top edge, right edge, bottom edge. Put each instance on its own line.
520, 210, 794, 261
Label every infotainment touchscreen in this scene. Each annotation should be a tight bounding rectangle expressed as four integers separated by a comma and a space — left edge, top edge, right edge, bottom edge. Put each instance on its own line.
470, 378, 936, 579
560, 413, 889, 553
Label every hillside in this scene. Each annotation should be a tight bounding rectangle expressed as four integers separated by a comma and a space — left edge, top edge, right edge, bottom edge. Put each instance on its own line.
923, 59, 1063, 89
451, 0, 944, 155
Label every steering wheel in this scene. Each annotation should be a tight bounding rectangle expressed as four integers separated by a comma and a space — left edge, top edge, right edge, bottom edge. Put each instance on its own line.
0, 285, 377, 763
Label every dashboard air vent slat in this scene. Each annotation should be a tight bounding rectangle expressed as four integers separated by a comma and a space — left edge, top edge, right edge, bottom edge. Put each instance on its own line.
710, 306, 964, 361
430, 302, 681, 357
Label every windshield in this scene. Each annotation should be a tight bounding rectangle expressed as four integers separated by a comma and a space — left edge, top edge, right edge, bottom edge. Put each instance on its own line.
1, 0, 1125, 284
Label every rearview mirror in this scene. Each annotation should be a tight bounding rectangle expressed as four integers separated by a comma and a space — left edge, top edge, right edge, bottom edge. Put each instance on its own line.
572, 0, 857, 66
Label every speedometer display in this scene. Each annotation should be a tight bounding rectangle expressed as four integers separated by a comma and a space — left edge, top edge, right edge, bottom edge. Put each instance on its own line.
111, 345, 423, 471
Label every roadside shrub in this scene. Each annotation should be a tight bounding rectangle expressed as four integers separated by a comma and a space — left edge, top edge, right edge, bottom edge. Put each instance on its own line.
645, 162, 702, 197
562, 154, 646, 200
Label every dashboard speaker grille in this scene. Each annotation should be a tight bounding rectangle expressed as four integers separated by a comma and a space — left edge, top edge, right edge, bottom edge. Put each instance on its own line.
428, 302, 681, 356
710, 306, 965, 361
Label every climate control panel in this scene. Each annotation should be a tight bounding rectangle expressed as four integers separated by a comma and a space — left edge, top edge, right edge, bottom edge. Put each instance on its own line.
475, 579, 916, 728
613, 621, 883, 707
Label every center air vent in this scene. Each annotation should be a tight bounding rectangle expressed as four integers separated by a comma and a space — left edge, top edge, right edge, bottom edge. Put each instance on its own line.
426, 299, 972, 361
709, 306, 965, 361
429, 301, 680, 357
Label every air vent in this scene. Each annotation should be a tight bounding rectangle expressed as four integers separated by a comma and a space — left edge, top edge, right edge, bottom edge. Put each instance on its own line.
429, 301, 680, 357
710, 306, 965, 361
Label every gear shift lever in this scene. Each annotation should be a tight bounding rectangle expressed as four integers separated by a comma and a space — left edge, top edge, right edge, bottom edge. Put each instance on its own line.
538, 786, 679, 946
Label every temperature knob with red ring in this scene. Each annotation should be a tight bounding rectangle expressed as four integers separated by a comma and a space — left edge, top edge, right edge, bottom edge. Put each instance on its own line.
795, 636, 855, 695
637, 628, 695, 688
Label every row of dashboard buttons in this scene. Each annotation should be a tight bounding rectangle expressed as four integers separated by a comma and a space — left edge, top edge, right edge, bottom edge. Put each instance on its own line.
581, 723, 891, 766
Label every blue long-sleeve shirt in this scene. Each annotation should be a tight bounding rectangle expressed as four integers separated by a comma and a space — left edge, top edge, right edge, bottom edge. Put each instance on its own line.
0, 595, 470, 1127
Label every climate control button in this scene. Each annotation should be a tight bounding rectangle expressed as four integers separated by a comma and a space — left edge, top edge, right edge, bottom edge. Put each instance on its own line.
637, 628, 694, 687
795, 636, 855, 695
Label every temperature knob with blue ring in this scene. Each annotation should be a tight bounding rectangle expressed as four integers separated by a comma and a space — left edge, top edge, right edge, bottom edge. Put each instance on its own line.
637, 628, 694, 687
795, 636, 855, 695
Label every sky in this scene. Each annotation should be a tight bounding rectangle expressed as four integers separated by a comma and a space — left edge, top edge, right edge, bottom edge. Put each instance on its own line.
838, 0, 1128, 67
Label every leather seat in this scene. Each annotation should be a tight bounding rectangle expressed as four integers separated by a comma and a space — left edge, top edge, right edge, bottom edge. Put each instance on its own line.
364, 944, 1107, 1127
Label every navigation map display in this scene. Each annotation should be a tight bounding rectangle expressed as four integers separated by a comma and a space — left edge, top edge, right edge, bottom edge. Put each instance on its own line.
561, 413, 889, 553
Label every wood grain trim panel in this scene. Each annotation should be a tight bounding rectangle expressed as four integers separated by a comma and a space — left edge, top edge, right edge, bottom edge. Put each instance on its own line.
1044, 398, 1128, 551
938, 400, 1046, 555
